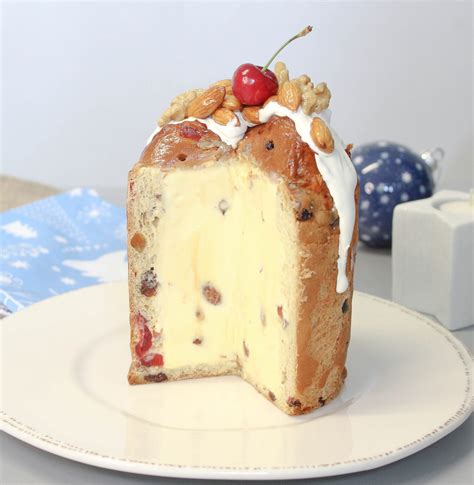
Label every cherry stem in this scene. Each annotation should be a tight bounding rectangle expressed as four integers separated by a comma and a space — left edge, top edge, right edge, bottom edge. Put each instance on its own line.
261, 26, 313, 72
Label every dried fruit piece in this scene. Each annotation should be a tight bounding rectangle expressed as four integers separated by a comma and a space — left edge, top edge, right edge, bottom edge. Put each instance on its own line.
277, 305, 283, 319
277, 81, 301, 111
310, 118, 335, 154
277, 305, 290, 328
222, 94, 242, 111
141, 353, 164, 367
287, 397, 302, 407
265, 140, 274, 150
195, 308, 205, 321
193, 338, 202, 345
296, 207, 314, 221
145, 372, 168, 383
318, 396, 327, 406
135, 318, 152, 358
342, 299, 349, 313
135, 325, 152, 357
179, 123, 207, 141
268, 391, 276, 401
212, 107, 240, 126
202, 283, 222, 305
140, 269, 158, 297
242, 106, 261, 125
345, 143, 353, 159
130, 232, 146, 252
186, 86, 226, 119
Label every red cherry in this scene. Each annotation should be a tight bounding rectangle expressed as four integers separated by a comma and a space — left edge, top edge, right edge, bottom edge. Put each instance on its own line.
141, 353, 164, 367
232, 64, 278, 106
232, 26, 313, 106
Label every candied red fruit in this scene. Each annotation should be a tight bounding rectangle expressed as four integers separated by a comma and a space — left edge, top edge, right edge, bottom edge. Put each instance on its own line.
180, 124, 204, 141
141, 353, 164, 367
135, 322, 152, 357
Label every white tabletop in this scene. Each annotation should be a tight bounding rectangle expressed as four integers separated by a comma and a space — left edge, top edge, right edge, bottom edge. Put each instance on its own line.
1, 187, 472, 485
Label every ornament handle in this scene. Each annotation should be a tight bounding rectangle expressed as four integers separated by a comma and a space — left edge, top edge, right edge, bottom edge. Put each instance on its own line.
421, 147, 444, 186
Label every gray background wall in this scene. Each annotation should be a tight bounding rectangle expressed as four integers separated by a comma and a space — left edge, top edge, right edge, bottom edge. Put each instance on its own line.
1, 0, 472, 192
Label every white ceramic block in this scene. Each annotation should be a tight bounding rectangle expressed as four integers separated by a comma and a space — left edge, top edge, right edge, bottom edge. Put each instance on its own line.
392, 190, 473, 330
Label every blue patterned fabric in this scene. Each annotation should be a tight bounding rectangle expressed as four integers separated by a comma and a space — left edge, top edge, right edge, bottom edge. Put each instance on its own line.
0, 188, 127, 315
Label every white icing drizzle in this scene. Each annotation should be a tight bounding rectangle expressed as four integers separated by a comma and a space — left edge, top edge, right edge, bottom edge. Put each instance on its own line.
146, 112, 249, 148
146, 102, 357, 293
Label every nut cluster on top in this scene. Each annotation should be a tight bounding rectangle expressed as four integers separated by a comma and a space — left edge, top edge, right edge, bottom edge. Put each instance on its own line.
158, 62, 330, 129
274, 62, 331, 115
156, 26, 338, 156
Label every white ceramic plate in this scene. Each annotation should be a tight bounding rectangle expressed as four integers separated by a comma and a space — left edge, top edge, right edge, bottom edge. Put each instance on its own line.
1, 282, 472, 480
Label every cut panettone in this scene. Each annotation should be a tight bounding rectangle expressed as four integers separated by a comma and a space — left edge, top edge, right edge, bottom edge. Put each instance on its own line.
127, 61, 358, 415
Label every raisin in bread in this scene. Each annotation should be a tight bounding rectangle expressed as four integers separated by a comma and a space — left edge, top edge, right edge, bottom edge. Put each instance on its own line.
127, 70, 358, 416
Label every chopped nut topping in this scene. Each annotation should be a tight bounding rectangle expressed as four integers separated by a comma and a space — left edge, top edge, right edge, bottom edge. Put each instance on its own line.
302, 82, 331, 115
158, 88, 204, 127
310, 117, 334, 153
186, 86, 226, 119
275, 61, 289, 86
268, 391, 276, 401
202, 283, 222, 305
274, 62, 331, 114
278, 80, 302, 111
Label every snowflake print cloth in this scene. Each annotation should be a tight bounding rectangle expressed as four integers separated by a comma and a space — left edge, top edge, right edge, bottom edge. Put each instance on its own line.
0, 188, 127, 315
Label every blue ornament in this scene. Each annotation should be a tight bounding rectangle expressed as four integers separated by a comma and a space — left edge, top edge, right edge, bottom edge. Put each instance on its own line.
352, 141, 442, 248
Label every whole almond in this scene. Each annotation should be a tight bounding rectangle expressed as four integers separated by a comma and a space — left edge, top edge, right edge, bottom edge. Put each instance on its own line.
242, 106, 261, 125
186, 86, 226, 119
222, 94, 242, 111
211, 79, 233, 94
278, 81, 301, 111
310, 118, 334, 153
263, 95, 278, 108
212, 107, 240, 126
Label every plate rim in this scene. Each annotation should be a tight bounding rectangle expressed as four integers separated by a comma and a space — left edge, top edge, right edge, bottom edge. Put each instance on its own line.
1, 285, 472, 480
